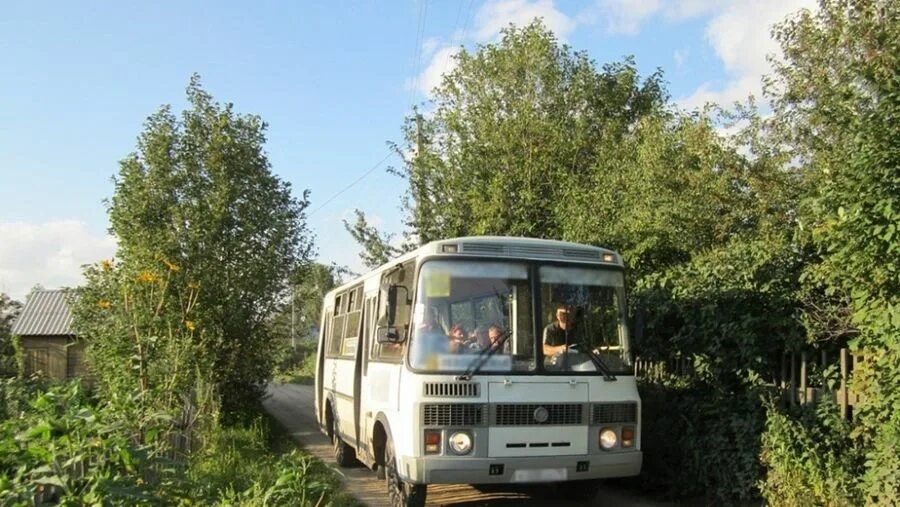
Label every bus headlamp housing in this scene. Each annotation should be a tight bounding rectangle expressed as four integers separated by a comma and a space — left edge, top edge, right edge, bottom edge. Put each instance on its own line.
448, 431, 473, 455
599, 428, 618, 450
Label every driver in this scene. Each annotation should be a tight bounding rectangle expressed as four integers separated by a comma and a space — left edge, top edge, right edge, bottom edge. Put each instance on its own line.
542, 303, 582, 356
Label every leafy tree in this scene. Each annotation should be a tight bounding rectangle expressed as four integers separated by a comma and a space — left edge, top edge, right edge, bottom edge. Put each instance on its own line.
393, 23, 667, 248
0, 293, 22, 377
98, 75, 314, 417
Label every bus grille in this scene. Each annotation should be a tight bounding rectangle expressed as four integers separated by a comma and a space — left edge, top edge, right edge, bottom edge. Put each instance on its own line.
422, 404, 485, 426
592, 403, 638, 424
423, 382, 480, 397
494, 403, 585, 426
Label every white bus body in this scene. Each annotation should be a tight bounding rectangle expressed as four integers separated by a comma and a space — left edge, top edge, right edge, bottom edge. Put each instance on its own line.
315, 237, 641, 505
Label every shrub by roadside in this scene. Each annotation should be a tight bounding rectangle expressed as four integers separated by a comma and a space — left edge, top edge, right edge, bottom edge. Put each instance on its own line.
0, 377, 357, 506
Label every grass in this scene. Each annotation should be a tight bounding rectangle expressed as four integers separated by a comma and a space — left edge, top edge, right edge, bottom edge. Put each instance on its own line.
186, 405, 360, 506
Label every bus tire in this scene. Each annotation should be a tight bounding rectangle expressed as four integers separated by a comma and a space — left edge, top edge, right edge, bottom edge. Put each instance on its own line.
384, 437, 426, 507
331, 414, 357, 467
333, 434, 356, 467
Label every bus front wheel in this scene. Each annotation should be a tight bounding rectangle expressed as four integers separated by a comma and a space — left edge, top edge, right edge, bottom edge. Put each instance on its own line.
384, 437, 426, 507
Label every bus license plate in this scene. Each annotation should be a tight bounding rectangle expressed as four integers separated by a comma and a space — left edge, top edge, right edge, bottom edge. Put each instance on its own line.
512, 468, 567, 482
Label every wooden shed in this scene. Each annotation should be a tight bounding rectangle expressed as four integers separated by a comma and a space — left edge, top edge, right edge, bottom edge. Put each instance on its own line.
10, 289, 87, 380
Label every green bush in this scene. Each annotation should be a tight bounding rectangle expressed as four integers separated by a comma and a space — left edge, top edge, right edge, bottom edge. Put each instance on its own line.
0, 378, 167, 506
637, 375, 768, 502
0, 378, 357, 506
760, 399, 862, 506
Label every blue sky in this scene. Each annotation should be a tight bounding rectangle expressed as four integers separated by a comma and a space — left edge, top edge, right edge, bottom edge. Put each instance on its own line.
0, 0, 814, 300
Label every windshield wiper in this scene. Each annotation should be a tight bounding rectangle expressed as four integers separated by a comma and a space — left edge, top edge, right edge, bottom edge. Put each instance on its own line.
578, 340, 617, 381
457, 330, 512, 381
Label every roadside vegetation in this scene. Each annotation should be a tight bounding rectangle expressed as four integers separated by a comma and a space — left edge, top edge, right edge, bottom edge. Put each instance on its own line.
0, 377, 356, 506
1, 78, 348, 505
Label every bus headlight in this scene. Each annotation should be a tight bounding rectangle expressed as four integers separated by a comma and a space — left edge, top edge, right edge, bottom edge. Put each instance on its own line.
599, 428, 617, 450
448, 431, 473, 455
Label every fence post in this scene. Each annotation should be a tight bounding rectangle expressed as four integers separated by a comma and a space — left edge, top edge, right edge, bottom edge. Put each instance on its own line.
789, 352, 797, 406
840, 348, 850, 420
800, 351, 808, 405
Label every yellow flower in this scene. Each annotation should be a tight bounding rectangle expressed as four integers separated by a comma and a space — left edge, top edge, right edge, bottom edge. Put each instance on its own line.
162, 259, 180, 272
100, 259, 113, 271
136, 271, 158, 284
187, 281, 201, 289
185, 321, 196, 332
97, 300, 111, 310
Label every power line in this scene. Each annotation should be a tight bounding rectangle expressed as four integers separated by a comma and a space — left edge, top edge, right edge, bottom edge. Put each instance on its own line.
407, 0, 429, 108
307, 151, 395, 217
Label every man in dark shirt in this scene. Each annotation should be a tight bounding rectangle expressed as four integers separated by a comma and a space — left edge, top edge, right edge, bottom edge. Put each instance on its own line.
542, 304, 582, 356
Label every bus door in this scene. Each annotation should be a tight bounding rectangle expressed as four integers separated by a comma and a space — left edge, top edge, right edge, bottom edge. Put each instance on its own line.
360, 263, 413, 458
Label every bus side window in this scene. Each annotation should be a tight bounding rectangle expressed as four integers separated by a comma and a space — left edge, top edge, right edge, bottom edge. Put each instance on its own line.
329, 292, 347, 356
342, 286, 363, 356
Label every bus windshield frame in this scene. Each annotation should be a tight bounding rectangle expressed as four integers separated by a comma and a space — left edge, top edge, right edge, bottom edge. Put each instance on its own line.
406, 257, 633, 376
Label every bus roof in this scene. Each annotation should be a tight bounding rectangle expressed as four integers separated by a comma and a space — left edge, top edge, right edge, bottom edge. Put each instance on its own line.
324, 236, 623, 298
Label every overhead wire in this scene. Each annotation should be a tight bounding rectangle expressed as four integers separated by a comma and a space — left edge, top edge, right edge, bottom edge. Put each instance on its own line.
307, 151, 396, 217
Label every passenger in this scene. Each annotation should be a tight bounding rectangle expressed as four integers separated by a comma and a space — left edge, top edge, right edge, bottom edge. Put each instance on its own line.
469, 325, 490, 350
488, 324, 511, 353
448, 324, 467, 353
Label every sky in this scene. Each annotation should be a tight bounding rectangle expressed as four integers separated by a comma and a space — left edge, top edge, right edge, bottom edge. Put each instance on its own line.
0, 0, 816, 301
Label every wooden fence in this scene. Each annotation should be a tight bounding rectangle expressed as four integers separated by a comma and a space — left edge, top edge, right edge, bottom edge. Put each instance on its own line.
634, 348, 864, 421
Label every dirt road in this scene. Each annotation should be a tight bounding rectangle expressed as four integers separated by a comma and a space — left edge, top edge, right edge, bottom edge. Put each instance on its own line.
263, 383, 671, 507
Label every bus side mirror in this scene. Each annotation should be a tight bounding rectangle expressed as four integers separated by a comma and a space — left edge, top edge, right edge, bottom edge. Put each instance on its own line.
376, 326, 404, 344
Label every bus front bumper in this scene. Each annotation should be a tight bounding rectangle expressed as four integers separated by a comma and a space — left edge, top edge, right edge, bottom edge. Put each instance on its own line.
400, 450, 642, 485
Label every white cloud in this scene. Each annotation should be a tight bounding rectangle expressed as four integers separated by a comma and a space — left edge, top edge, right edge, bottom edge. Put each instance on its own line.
474, 0, 576, 42
0, 220, 117, 301
413, 0, 575, 97
580, 0, 660, 35
678, 0, 817, 109
417, 46, 461, 96
663, 0, 723, 21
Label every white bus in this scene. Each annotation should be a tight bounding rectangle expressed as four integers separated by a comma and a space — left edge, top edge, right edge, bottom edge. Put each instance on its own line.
315, 237, 641, 506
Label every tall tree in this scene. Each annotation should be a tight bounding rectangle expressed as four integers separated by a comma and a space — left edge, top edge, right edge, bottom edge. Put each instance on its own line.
102, 75, 314, 416
395, 23, 667, 247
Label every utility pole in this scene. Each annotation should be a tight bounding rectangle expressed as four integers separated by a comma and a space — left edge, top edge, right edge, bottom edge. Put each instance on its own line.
415, 113, 423, 158
290, 285, 296, 350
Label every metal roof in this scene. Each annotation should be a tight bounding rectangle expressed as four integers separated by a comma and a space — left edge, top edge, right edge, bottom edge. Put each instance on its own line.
11, 289, 76, 336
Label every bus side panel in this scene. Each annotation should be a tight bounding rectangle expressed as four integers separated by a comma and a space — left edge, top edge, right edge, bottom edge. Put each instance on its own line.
333, 357, 357, 440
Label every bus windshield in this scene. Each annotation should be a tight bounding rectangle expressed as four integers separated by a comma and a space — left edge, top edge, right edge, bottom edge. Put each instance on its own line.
408, 259, 632, 374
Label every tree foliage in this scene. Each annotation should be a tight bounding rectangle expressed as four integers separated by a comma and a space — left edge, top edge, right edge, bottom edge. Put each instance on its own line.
760, 1, 900, 503
88, 75, 314, 417
343, 210, 405, 270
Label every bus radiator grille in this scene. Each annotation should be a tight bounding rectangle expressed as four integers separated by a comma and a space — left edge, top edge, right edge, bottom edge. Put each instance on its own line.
422, 403, 487, 427
592, 403, 638, 424
493, 403, 585, 426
